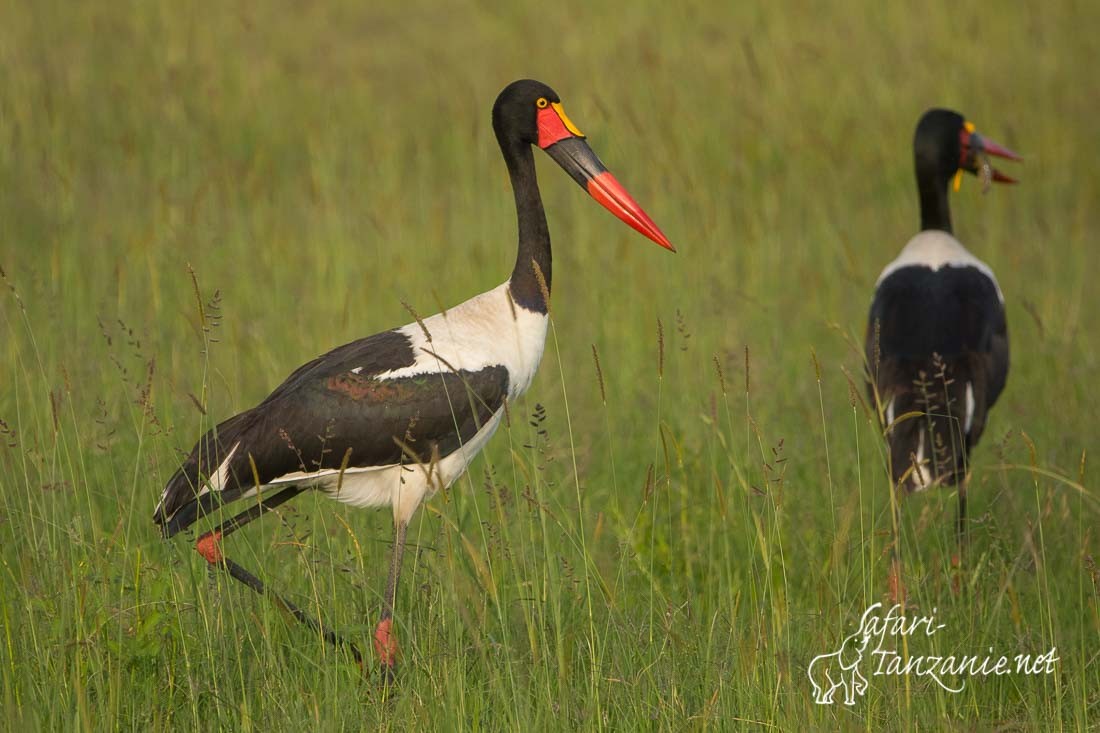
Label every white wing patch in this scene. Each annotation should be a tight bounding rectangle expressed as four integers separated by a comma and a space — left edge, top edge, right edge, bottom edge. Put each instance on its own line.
910, 427, 933, 492
876, 230, 1004, 302
964, 381, 975, 434
203, 442, 240, 497
153, 441, 240, 516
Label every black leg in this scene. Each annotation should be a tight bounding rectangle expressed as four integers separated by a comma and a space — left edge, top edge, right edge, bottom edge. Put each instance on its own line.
951, 475, 970, 595
195, 486, 364, 667
373, 520, 408, 679
888, 481, 907, 607
956, 476, 969, 549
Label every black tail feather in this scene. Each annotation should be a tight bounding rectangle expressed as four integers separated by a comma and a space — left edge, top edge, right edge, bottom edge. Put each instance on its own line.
154, 411, 256, 534
872, 353, 986, 492
157, 489, 240, 538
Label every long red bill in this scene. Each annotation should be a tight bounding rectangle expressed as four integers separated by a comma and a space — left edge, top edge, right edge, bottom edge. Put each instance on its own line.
978, 135, 1021, 184
586, 171, 675, 251
978, 136, 1022, 161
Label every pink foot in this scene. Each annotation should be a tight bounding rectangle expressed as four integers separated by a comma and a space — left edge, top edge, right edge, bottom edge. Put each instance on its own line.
196, 531, 224, 564
888, 564, 907, 607
373, 618, 399, 670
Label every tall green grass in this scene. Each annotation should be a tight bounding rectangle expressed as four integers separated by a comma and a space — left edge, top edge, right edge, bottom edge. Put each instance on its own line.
2, 1, 1097, 729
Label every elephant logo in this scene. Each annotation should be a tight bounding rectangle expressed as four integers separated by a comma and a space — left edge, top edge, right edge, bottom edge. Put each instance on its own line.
807, 606, 877, 705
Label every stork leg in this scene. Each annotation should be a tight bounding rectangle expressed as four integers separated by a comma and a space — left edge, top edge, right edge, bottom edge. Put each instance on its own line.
956, 473, 969, 548
951, 472, 970, 595
887, 482, 907, 607
194, 486, 364, 667
374, 519, 408, 681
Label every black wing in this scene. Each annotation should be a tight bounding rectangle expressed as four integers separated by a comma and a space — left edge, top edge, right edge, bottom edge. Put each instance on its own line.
865, 264, 1009, 487
155, 329, 509, 535
867, 265, 1005, 363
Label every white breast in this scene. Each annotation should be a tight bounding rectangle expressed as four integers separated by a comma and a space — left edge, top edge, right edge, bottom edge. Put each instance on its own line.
376, 281, 549, 399
876, 230, 1003, 302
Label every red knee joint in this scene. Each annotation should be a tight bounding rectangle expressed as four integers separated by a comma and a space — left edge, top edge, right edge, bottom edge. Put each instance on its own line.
373, 618, 398, 666
196, 530, 224, 564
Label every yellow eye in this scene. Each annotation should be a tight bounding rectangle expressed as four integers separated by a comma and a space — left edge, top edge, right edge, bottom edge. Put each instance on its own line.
536, 97, 549, 109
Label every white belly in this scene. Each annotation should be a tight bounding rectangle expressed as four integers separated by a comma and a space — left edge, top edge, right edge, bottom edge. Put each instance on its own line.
258, 407, 506, 522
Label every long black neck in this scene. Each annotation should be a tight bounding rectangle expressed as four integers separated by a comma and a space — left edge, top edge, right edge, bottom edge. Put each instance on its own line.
917, 165, 953, 234
502, 138, 551, 313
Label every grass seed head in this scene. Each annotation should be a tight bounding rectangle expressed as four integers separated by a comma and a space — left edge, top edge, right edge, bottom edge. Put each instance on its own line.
591, 344, 607, 404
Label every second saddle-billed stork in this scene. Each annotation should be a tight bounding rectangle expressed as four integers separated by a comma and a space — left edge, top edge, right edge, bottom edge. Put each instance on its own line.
153, 79, 674, 675
866, 108, 1019, 546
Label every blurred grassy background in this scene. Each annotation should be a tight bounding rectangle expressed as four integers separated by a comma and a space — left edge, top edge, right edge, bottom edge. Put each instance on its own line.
1, 0, 1097, 729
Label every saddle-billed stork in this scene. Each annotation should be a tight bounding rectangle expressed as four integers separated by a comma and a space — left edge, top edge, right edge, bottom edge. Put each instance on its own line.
866, 108, 1019, 547
154, 79, 674, 675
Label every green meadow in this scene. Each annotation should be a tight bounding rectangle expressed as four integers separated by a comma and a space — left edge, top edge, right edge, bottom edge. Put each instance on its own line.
1, 1, 1097, 729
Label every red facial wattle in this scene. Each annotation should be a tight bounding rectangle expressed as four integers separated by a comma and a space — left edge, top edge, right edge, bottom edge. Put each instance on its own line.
537, 106, 575, 149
